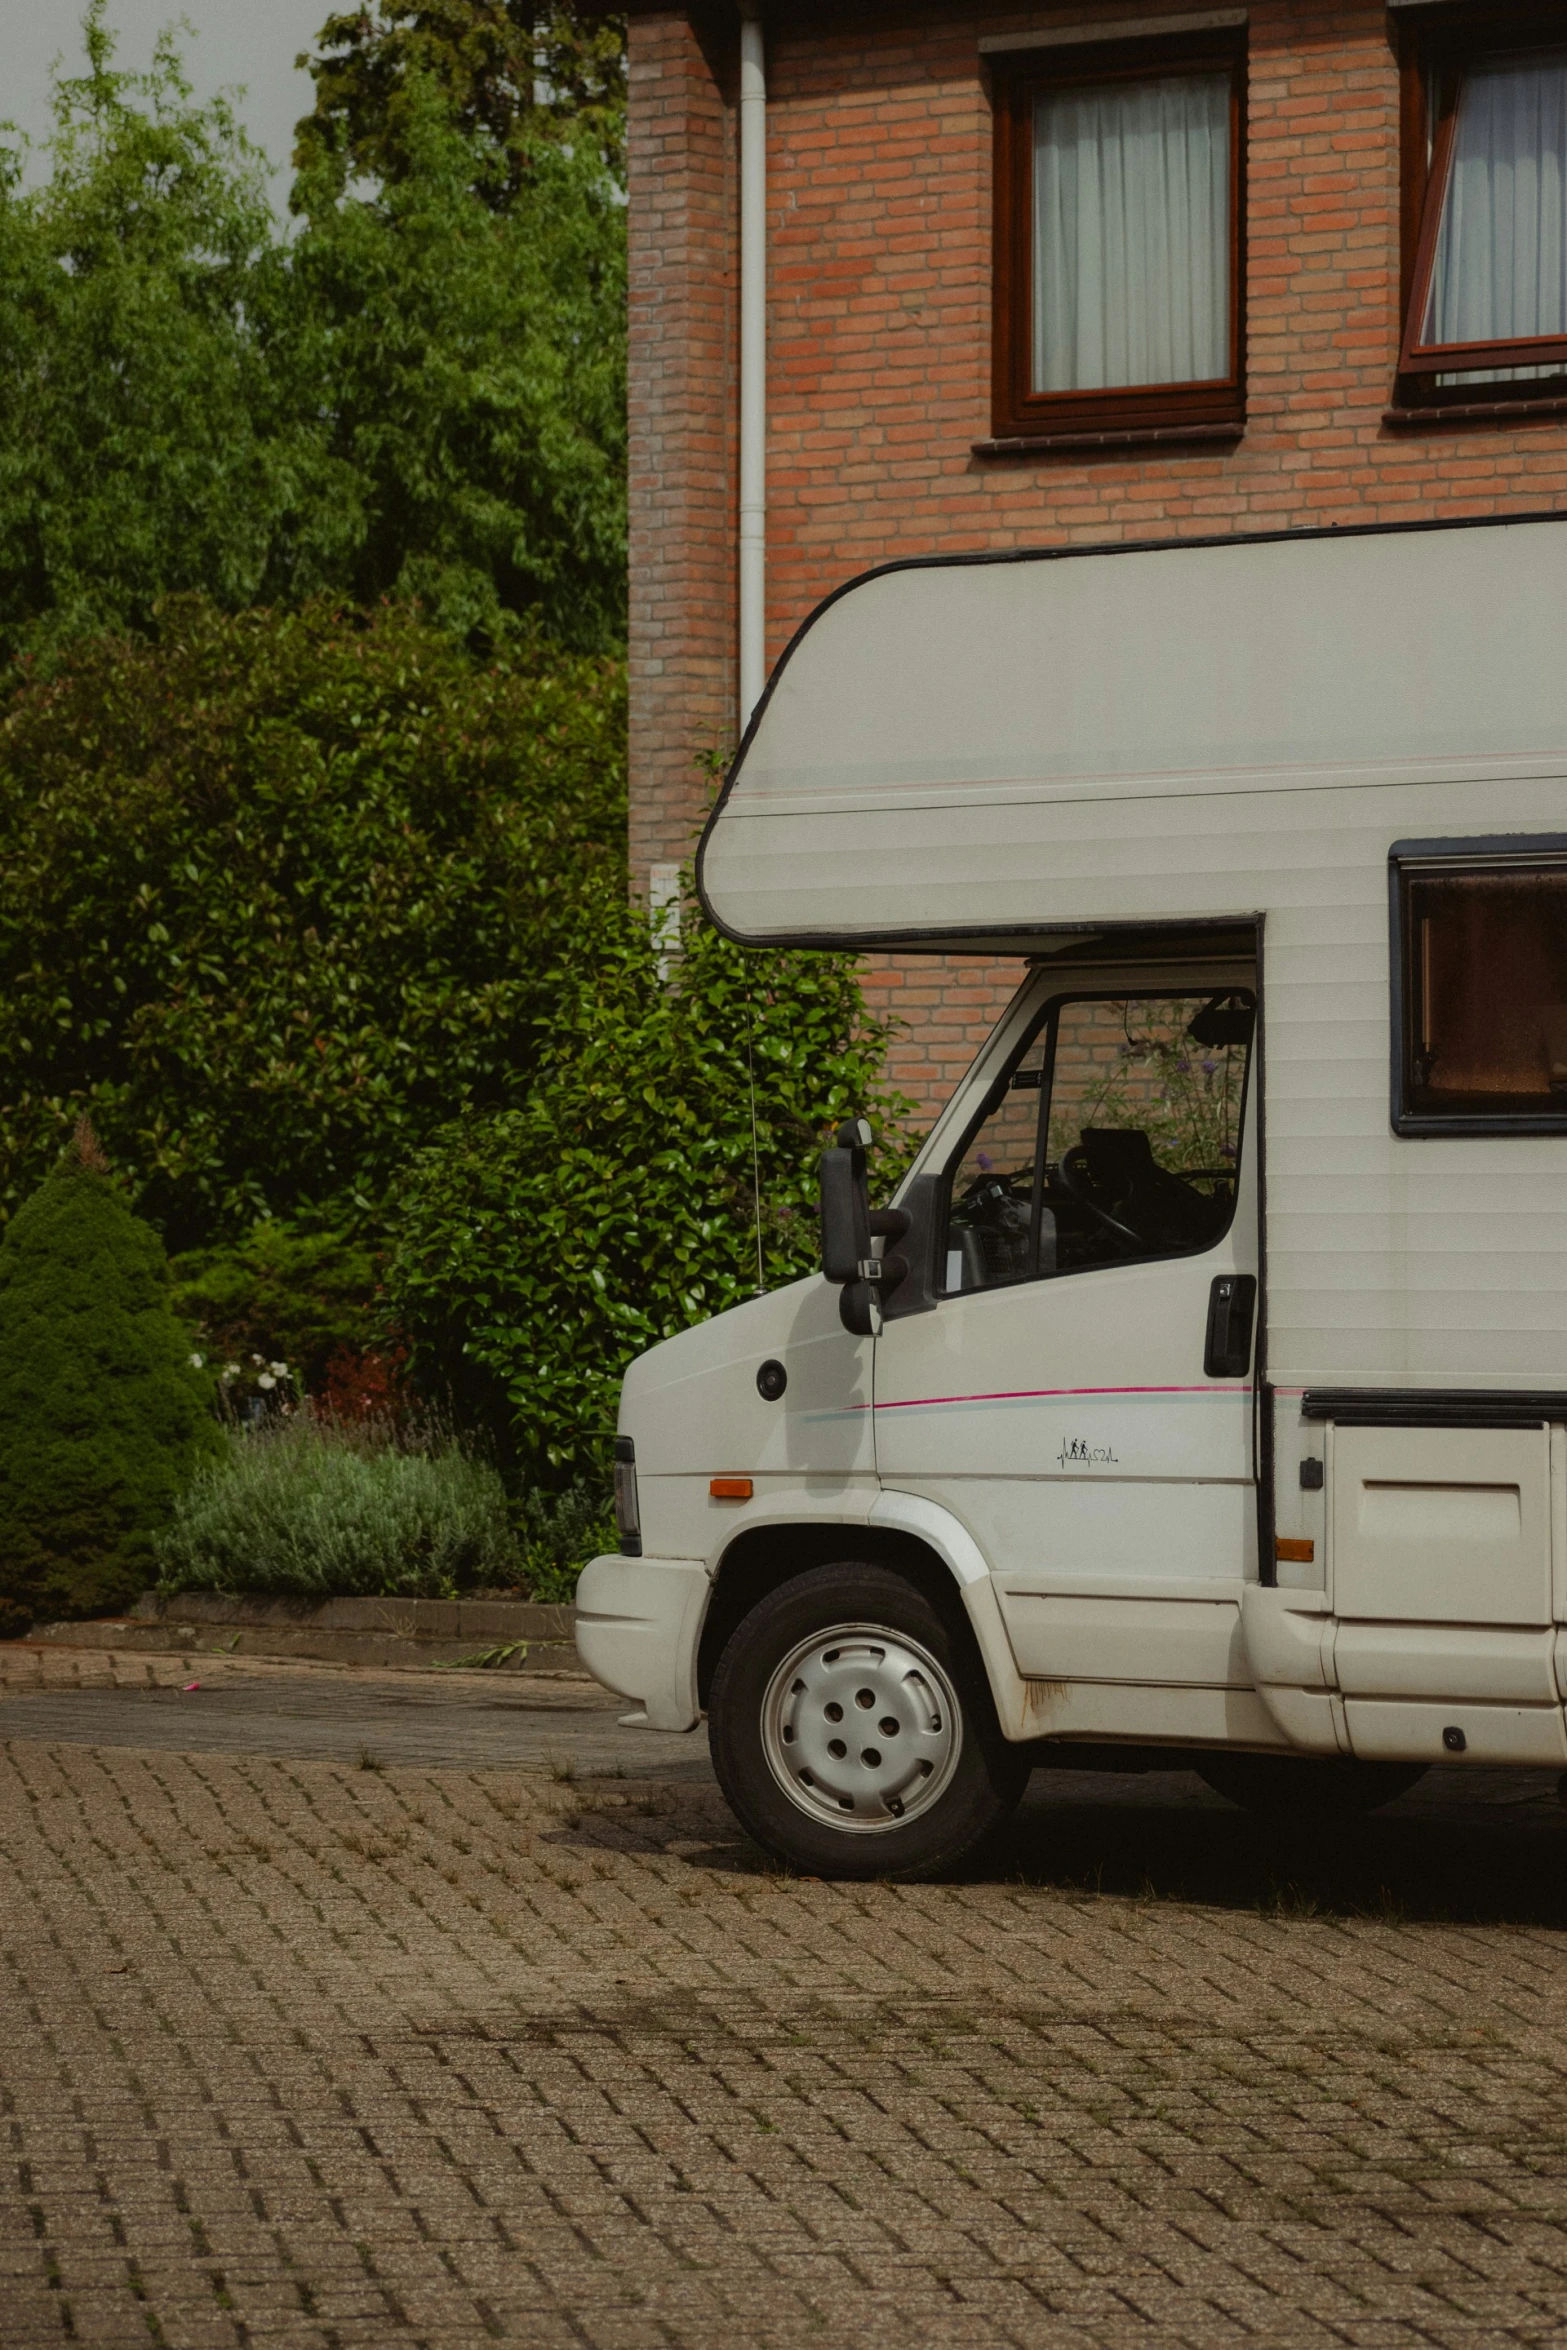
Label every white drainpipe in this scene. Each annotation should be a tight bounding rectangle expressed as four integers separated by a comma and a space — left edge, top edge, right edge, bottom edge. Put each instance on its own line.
738, 3, 766, 733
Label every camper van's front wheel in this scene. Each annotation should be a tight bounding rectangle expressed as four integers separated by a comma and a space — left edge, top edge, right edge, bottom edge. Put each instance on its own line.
708, 1564, 1027, 1880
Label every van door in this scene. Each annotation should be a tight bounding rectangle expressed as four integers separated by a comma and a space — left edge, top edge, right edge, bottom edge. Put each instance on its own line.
874, 983, 1260, 1731
1324, 1415, 1567, 1765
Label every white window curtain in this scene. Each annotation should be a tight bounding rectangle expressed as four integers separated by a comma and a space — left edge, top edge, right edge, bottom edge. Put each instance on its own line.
1031, 71, 1230, 394
1424, 51, 1567, 360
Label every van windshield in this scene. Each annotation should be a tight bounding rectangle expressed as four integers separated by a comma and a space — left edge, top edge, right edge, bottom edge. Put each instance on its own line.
942, 991, 1252, 1294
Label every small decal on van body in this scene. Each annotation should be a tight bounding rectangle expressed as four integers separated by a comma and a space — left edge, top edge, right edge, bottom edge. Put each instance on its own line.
1057, 1436, 1121, 1468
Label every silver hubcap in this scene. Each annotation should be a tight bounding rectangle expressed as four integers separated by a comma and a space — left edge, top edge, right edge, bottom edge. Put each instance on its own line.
760, 1621, 962, 1833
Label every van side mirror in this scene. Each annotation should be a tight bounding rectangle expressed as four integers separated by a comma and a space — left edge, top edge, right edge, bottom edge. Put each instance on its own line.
1187, 994, 1255, 1049
819, 1118, 911, 1335
820, 1117, 872, 1282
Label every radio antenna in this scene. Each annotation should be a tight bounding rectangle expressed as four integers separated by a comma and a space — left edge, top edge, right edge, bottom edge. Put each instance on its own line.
744, 995, 765, 1294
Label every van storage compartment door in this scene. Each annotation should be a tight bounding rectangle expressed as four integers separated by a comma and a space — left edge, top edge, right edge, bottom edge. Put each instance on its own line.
1317, 1419, 1566, 1766
1331, 1424, 1551, 1627
1334, 1419, 1550, 1626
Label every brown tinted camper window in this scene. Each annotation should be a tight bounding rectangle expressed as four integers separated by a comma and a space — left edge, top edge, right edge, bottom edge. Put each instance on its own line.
1397, 856, 1567, 1129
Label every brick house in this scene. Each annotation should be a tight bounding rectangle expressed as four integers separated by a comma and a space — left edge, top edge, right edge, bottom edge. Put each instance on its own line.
622, 0, 1567, 1117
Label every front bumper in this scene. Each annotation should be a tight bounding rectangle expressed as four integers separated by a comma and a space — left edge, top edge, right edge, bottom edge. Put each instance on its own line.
574, 1554, 710, 1731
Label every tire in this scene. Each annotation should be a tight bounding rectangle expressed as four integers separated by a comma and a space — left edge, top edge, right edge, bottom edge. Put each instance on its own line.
708, 1562, 1029, 1881
1195, 1752, 1427, 1818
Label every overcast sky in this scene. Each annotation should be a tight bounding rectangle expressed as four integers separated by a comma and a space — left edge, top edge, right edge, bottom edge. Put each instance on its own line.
0, 0, 331, 199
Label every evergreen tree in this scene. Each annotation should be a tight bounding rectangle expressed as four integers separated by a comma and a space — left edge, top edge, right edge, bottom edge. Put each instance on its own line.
288, 77, 626, 650
294, 1, 626, 194
0, 1122, 222, 1633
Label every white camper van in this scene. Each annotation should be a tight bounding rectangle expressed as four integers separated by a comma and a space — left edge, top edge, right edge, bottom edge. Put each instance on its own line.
576, 511, 1567, 1878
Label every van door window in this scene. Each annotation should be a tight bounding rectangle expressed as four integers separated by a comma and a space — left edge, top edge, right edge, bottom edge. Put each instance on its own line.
941, 991, 1252, 1294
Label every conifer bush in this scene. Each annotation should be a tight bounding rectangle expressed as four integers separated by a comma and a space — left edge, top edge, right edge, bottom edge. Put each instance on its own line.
0, 1125, 222, 1633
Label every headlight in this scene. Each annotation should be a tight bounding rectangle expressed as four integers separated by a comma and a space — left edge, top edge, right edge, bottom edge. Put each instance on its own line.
614, 1436, 641, 1556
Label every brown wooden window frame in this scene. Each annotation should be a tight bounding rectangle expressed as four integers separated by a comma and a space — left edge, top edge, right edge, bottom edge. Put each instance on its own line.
990, 28, 1247, 443
1397, 3, 1567, 406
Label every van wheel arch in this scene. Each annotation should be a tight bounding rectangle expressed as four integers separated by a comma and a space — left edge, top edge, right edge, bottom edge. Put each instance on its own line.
697, 1525, 973, 1709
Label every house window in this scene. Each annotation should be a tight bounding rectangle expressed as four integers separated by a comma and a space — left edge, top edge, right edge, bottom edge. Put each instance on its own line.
991, 31, 1246, 441
1392, 844, 1567, 1133
1399, 10, 1567, 403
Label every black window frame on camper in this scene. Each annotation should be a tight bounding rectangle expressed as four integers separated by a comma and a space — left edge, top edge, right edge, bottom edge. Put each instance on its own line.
1391, 835, 1567, 1135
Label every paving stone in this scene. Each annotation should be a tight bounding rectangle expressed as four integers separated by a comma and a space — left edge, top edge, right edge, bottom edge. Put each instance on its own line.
0, 1643, 708, 1777
5, 1641, 1567, 2345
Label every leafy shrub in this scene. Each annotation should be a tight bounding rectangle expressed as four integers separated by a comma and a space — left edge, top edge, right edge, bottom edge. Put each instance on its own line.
385, 887, 914, 1482
0, 1125, 222, 1631
171, 1223, 385, 1396
319, 1343, 409, 1423
516, 1478, 616, 1604
0, 595, 625, 1243
171, 1220, 412, 1421
156, 1409, 514, 1601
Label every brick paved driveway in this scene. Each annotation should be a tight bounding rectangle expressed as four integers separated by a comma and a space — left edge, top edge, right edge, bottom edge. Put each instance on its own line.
5, 1643, 1567, 2348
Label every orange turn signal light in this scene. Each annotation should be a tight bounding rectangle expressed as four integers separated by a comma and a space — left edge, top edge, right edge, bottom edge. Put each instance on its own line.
1275, 1536, 1315, 1564
710, 1476, 753, 1501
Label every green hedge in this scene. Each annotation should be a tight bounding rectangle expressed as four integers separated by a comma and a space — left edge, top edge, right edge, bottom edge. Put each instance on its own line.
0, 598, 916, 1499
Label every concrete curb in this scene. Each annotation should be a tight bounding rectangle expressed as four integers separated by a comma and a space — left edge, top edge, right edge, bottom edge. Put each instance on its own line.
28, 1590, 584, 1675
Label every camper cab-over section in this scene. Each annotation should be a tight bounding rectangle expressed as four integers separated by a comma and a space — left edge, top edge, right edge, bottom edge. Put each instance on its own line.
576, 514, 1567, 1877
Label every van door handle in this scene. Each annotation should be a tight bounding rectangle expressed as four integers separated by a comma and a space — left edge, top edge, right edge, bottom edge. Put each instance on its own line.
1205, 1274, 1257, 1379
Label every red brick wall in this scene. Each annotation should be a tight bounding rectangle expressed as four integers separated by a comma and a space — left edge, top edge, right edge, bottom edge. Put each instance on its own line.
869, 953, 1030, 1116
628, 0, 1567, 1126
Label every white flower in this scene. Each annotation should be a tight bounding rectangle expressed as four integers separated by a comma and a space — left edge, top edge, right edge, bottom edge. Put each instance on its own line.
257, 1373, 277, 1392
251, 1352, 264, 1367
223, 1361, 241, 1379
268, 1361, 288, 1378
188, 1352, 204, 1369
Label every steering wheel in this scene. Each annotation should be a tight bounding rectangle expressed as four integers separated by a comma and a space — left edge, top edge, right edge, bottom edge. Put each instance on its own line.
959, 1173, 1030, 1236
1056, 1145, 1145, 1246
